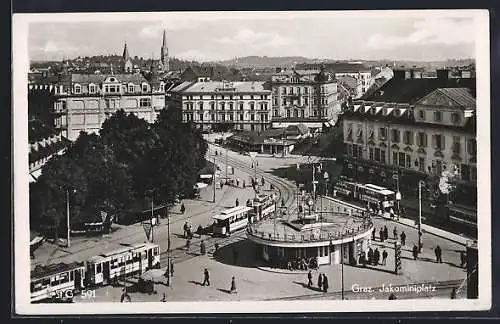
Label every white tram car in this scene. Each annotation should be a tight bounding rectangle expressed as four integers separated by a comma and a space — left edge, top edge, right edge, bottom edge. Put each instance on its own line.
30, 262, 86, 303
247, 194, 276, 221
212, 205, 253, 237
85, 242, 160, 286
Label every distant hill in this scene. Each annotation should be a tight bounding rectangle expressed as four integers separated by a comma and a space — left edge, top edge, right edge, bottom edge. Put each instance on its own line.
214, 56, 325, 69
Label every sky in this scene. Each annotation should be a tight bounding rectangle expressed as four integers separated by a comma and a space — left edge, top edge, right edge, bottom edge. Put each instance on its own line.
27, 11, 478, 62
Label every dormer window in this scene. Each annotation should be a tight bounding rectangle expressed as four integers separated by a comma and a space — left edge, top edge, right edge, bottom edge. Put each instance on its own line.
142, 83, 149, 92
160, 83, 165, 92
128, 84, 134, 93
88, 84, 96, 94
74, 84, 82, 94
451, 112, 461, 124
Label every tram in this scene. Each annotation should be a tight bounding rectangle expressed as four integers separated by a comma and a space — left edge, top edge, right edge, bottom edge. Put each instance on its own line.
212, 205, 253, 237
333, 180, 395, 214
30, 262, 85, 303
247, 193, 276, 221
85, 242, 160, 286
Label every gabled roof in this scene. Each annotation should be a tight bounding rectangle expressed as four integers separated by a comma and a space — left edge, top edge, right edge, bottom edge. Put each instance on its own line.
337, 75, 358, 90
361, 77, 476, 104
287, 123, 309, 135
70, 73, 147, 84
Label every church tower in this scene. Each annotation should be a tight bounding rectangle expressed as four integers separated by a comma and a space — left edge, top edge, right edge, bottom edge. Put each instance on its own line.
160, 29, 169, 72
122, 42, 133, 73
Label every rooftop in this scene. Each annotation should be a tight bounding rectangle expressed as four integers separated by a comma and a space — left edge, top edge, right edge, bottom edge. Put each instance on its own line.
170, 81, 271, 94
70, 73, 148, 84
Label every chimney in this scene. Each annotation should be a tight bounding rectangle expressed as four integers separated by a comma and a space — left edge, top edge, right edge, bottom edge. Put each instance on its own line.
436, 69, 449, 80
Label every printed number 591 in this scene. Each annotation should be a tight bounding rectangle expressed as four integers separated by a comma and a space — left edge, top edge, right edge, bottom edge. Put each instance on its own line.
81, 290, 96, 299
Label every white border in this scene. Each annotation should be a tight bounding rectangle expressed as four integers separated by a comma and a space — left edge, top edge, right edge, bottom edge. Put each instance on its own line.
13, 9, 491, 315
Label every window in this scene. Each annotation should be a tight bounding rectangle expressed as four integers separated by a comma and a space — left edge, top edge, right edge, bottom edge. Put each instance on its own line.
304, 97, 309, 105
229, 114, 233, 121
128, 84, 134, 93
369, 148, 374, 160
239, 114, 244, 121
220, 102, 226, 110
453, 136, 461, 154
199, 102, 204, 110
290, 87, 294, 94
142, 84, 149, 92
250, 102, 255, 110
211, 114, 215, 121
286, 110, 291, 118
74, 84, 81, 94
251, 125, 255, 131
419, 157, 425, 172
274, 109, 278, 117
368, 129, 374, 140
250, 95, 254, 100
140, 98, 151, 107
467, 138, 477, 155
282, 87, 286, 95
240, 95, 244, 100
274, 98, 278, 105
301, 110, 305, 117
379, 127, 387, 140
381, 150, 386, 163
239, 103, 244, 110
229, 102, 234, 110
433, 134, 445, 150
417, 132, 428, 147
393, 152, 398, 166
282, 98, 286, 105
250, 114, 255, 121
451, 112, 461, 124
375, 148, 381, 162
403, 131, 413, 145
210, 102, 215, 110
391, 129, 400, 143
89, 84, 96, 94
434, 111, 442, 122
97, 263, 102, 273
221, 114, 225, 121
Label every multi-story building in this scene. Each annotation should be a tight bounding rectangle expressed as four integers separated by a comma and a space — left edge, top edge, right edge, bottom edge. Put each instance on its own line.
295, 62, 374, 97
270, 67, 342, 125
169, 81, 272, 132
341, 68, 476, 201
51, 71, 166, 141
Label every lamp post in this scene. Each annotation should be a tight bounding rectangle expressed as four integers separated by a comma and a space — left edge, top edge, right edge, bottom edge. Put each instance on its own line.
323, 171, 329, 197
418, 180, 425, 253
395, 191, 402, 221
166, 204, 171, 286
66, 189, 70, 248
213, 154, 217, 203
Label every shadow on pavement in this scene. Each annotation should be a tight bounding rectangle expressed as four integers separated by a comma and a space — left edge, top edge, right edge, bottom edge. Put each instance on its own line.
217, 288, 232, 294
293, 281, 323, 292
213, 239, 266, 268
188, 280, 205, 286
350, 264, 397, 275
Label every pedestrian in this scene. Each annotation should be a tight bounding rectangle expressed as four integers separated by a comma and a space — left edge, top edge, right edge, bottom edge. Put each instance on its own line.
307, 270, 313, 287
388, 293, 397, 300
372, 228, 375, 241
450, 287, 457, 299
183, 222, 188, 238
180, 203, 186, 214
200, 240, 206, 255
400, 231, 406, 246
317, 272, 323, 290
120, 287, 131, 302
221, 181, 224, 189
243, 180, 246, 188
382, 250, 388, 265
202, 268, 210, 286
261, 176, 265, 186
361, 252, 367, 266
186, 238, 191, 251
236, 178, 240, 187
214, 242, 220, 255
230, 276, 237, 293
393, 226, 398, 240
383, 226, 389, 241
235, 198, 239, 206
374, 248, 380, 265
170, 260, 174, 277
322, 274, 329, 293
412, 244, 419, 260
161, 292, 167, 302
460, 251, 466, 268
435, 245, 442, 263
367, 248, 374, 265
379, 228, 384, 242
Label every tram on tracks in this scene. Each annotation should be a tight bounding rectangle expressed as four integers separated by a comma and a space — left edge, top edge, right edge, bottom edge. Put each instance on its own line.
247, 193, 277, 221
31, 262, 85, 303
334, 179, 395, 214
212, 205, 253, 237
30, 243, 160, 302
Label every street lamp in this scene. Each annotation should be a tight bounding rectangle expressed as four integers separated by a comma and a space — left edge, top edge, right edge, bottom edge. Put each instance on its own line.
395, 191, 402, 221
418, 180, 425, 253
323, 171, 329, 197
65, 188, 77, 248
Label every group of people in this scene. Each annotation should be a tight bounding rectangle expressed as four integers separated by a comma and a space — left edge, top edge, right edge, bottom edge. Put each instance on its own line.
307, 271, 329, 293
270, 256, 318, 271
371, 225, 407, 246
359, 247, 389, 266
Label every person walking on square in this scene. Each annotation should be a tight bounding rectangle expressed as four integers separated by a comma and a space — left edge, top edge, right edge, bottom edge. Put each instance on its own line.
382, 249, 388, 265
435, 245, 442, 263
202, 268, 210, 286
374, 248, 380, 265
393, 226, 398, 240
317, 272, 323, 290
450, 287, 457, 299
367, 248, 374, 265
379, 228, 384, 242
322, 274, 329, 293
183, 222, 189, 238
383, 225, 389, 241
412, 244, 419, 260
400, 231, 406, 246
235, 198, 239, 207
180, 203, 186, 215
307, 270, 313, 287
200, 240, 206, 255
230, 276, 237, 294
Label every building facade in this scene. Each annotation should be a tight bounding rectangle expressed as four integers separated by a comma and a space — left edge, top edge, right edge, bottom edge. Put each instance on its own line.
169, 81, 272, 132
51, 73, 166, 141
270, 68, 342, 124
341, 69, 476, 202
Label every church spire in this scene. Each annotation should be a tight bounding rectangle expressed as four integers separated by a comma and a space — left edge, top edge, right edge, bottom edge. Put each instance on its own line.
122, 42, 130, 61
160, 28, 169, 72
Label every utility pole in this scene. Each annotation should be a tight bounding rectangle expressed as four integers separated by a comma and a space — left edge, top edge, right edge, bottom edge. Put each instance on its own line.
213, 154, 216, 203
225, 147, 228, 180
418, 180, 423, 253
166, 204, 171, 286
66, 189, 70, 248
